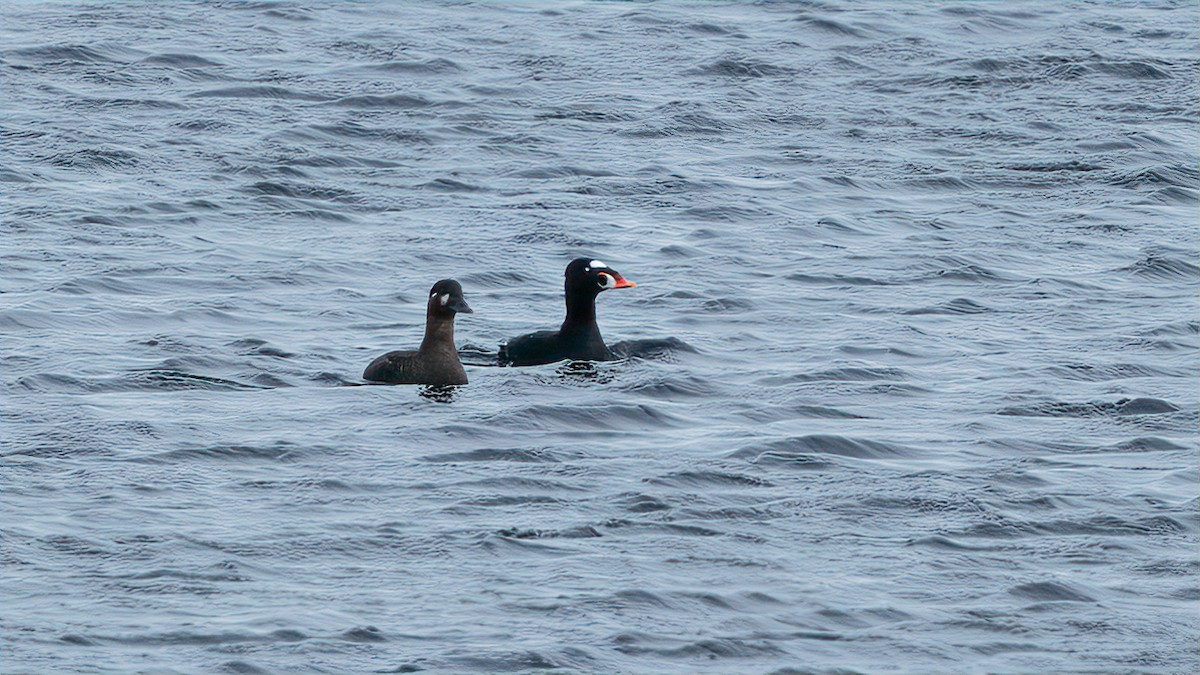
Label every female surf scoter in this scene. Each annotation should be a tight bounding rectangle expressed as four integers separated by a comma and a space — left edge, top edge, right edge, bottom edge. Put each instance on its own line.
363, 279, 473, 385
500, 258, 636, 366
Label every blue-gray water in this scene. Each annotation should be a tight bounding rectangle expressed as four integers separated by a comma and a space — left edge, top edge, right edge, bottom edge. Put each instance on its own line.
2, 2, 1197, 674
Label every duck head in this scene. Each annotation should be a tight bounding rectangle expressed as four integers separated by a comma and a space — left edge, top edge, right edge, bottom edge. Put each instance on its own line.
565, 258, 636, 296
428, 279, 473, 316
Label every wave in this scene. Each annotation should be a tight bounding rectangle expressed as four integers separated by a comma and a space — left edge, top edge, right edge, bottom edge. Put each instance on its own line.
609, 337, 697, 361
133, 441, 320, 464
8, 44, 122, 64
646, 470, 773, 489
511, 165, 620, 179
49, 148, 141, 170
419, 177, 487, 192
904, 298, 991, 315
187, 85, 331, 101
598, 519, 724, 538
987, 435, 1190, 455
998, 397, 1181, 418
242, 180, 359, 202
618, 493, 673, 513
280, 121, 432, 144
1119, 247, 1200, 281
535, 107, 637, 124
787, 272, 894, 286
614, 632, 786, 658
447, 649, 580, 672
327, 93, 431, 108
497, 525, 601, 539
484, 402, 685, 431
420, 447, 564, 463
1093, 60, 1172, 80
14, 370, 267, 394
790, 366, 909, 382
732, 435, 923, 462
76, 97, 187, 110
371, 57, 462, 74
691, 54, 795, 79
1113, 164, 1200, 190
1044, 362, 1180, 381
453, 476, 584, 493
919, 258, 1024, 283
140, 53, 225, 68
795, 16, 870, 38
1006, 160, 1105, 173
951, 514, 1189, 539
616, 375, 711, 398
1139, 321, 1199, 337
1009, 581, 1097, 602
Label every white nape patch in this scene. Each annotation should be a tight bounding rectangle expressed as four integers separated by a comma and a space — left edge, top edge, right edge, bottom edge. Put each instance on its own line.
439, 293, 449, 306
590, 260, 608, 269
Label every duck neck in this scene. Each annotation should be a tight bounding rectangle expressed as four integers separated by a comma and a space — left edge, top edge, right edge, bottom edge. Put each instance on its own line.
419, 310, 457, 354
562, 288, 601, 336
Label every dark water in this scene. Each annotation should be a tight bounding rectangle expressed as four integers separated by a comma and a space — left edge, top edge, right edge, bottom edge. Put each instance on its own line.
2, 1, 1198, 673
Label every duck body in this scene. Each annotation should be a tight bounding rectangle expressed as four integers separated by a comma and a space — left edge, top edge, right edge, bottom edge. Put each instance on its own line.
363, 279, 472, 385
362, 346, 467, 385
500, 258, 635, 367
501, 324, 611, 366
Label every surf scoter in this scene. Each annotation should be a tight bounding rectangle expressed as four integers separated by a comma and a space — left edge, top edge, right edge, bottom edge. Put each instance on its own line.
363, 279, 473, 385
499, 258, 636, 366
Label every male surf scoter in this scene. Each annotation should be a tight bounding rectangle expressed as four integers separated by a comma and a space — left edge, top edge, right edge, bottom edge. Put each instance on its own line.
363, 279, 473, 385
499, 258, 636, 366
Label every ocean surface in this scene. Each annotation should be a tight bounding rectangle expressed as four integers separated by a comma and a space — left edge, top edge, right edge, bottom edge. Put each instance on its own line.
2, 1, 1197, 674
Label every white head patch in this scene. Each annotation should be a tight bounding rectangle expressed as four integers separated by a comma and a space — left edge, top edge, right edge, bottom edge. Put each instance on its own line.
590, 260, 608, 269
439, 293, 449, 306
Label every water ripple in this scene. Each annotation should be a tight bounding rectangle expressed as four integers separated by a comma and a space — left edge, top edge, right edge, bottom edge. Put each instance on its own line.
2, 2, 1195, 674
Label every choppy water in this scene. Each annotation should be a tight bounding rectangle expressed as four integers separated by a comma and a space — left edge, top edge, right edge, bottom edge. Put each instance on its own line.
2, 1, 1198, 674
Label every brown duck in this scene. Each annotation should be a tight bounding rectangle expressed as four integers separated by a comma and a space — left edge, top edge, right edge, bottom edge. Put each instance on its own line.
363, 279, 472, 385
